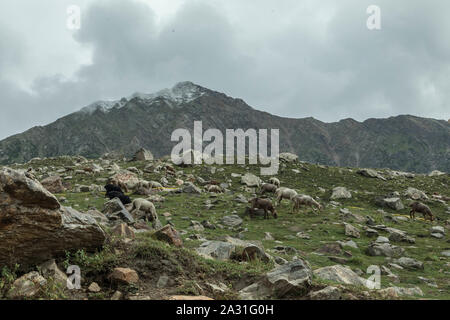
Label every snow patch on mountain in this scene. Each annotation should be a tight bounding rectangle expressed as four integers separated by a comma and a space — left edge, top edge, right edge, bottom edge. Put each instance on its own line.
80, 81, 205, 114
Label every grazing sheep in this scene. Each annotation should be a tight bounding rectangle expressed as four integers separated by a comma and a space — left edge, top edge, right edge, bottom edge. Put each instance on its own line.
105, 184, 123, 194
206, 184, 223, 193
291, 194, 323, 213
410, 202, 434, 221
260, 183, 278, 195
148, 181, 163, 190
131, 198, 158, 221
268, 177, 280, 187
275, 187, 298, 205
248, 197, 278, 219
106, 191, 131, 205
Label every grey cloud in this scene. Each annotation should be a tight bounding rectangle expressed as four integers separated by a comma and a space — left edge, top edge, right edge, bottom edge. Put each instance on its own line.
0, 0, 449, 139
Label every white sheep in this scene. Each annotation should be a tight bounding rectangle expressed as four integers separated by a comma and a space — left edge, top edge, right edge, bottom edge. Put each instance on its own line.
131, 198, 158, 221
291, 194, 322, 213
268, 177, 280, 187
275, 187, 298, 205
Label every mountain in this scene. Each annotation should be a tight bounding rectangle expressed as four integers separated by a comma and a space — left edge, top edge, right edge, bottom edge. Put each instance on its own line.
0, 81, 449, 173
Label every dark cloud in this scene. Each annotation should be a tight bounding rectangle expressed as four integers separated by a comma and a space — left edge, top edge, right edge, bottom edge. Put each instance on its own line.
0, 0, 449, 139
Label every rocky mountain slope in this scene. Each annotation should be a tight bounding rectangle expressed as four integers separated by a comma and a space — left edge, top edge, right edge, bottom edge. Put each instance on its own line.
0, 82, 449, 173
0, 154, 449, 300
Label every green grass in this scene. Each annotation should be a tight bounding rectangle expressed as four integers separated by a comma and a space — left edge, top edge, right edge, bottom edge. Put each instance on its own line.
3, 156, 449, 300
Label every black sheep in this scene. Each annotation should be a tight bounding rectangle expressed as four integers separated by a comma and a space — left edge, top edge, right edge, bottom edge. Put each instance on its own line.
104, 184, 123, 194
106, 190, 132, 205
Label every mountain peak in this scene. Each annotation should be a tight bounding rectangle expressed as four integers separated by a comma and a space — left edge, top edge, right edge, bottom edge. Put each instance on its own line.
80, 81, 206, 114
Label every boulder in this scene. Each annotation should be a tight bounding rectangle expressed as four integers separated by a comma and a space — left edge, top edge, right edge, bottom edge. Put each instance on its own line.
153, 225, 183, 247
357, 169, 386, 181
110, 268, 139, 285
221, 215, 243, 227
366, 243, 405, 257
279, 153, 299, 163
39, 259, 68, 286
309, 286, 342, 300
393, 257, 424, 270
133, 148, 154, 161
196, 241, 236, 261
430, 226, 445, 235
182, 182, 202, 194
241, 173, 262, 187
7, 271, 47, 299
313, 265, 366, 287
376, 197, 404, 211
110, 170, 140, 190
41, 175, 66, 194
404, 187, 428, 200
112, 223, 135, 240
344, 223, 360, 238
330, 187, 351, 200
240, 259, 312, 299
0, 168, 106, 267
103, 198, 134, 224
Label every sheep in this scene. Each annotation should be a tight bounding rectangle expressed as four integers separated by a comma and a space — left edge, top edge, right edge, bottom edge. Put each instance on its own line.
148, 181, 163, 190
409, 202, 434, 221
259, 183, 278, 195
291, 194, 323, 213
275, 187, 298, 205
131, 198, 158, 221
106, 191, 131, 205
248, 197, 278, 219
105, 184, 124, 194
268, 177, 280, 187
205, 184, 223, 193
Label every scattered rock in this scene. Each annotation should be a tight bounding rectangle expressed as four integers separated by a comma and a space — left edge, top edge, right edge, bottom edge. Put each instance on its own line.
313, 265, 366, 286
309, 286, 341, 300
88, 282, 101, 293
110, 268, 139, 285
331, 187, 352, 200
153, 225, 183, 247
7, 272, 47, 299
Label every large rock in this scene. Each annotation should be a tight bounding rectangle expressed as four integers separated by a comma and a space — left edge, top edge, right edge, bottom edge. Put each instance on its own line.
331, 187, 351, 199
313, 265, 367, 287
41, 175, 66, 194
153, 225, 183, 247
132, 148, 154, 161
110, 268, 139, 285
110, 170, 140, 190
404, 187, 428, 200
0, 168, 106, 267
221, 215, 243, 227
103, 198, 135, 224
279, 153, 299, 163
393, 257, 424, 270
357, 169, 386, 181
344, 223, 360, 238
309, 286, 342, 300
388, 228, 415, 244
7, 271, 47, 299
196, 241, 236, 261
240, 259, 312, 299
366, 243, 405, 257
241, 173, 262, 187
376, 197, 404, 211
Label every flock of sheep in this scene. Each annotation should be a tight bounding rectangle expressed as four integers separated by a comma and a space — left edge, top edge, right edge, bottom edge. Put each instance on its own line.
249, 178, 434, 222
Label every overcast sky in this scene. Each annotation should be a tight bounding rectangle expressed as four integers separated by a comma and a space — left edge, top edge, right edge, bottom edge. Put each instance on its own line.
0, 0, 449, 139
